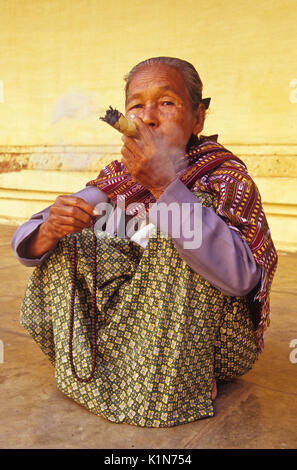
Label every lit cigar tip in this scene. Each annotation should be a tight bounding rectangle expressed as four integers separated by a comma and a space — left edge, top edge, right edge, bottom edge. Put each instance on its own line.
99, 106, 121, 126
99, 106, 138, 137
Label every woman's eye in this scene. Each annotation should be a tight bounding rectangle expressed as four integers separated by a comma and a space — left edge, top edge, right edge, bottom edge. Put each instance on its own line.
131, 104, 143, 109
162, 101, 174, 106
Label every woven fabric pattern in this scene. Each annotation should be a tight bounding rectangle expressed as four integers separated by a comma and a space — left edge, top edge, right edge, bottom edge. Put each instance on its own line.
20, 192, 257, 427
87, 138, 278, 354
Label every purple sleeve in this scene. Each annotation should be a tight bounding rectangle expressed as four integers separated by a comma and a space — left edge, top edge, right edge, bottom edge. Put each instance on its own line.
148, 178, 262, 297
11, 186, 108, 267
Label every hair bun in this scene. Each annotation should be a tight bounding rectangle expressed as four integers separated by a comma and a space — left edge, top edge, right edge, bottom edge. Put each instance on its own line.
201, 97, 211, 109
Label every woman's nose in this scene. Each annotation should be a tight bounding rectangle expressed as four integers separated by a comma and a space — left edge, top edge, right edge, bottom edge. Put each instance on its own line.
141, 105, 159, 127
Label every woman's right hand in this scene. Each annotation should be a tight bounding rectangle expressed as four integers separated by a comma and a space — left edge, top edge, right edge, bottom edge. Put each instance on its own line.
26, 195, 98, 258
43, 195, 98, 241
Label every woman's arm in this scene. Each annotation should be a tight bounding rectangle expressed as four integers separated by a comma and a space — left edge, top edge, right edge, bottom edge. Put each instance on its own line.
11, 186, 108, 266
148, 178, 262, 297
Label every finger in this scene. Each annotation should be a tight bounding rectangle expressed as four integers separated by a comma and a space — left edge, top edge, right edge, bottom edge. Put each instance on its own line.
121, 146, 138, 169
121, 142, 137, 159
51, 214, 93, 229
131, 116, 153, 140
51, 204, 94, 226
53, 224, 89, 237
55, 195, 98, 217
121, 135, 144, 157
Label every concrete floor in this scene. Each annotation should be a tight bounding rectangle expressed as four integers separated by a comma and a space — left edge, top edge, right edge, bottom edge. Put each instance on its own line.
0, 224, 297, 449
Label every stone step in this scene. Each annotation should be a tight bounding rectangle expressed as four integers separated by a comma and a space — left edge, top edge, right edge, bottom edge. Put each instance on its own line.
0, 170, 296, 252
1, 144, 297, 176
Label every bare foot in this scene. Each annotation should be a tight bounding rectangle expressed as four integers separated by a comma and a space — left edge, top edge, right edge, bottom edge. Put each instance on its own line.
211, 379, 217, 400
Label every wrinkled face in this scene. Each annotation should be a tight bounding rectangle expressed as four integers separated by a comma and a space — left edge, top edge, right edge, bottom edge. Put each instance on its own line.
125, 64, 204, 152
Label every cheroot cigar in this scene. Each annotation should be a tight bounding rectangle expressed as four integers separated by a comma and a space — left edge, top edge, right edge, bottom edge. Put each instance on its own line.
100, 106, 138, 137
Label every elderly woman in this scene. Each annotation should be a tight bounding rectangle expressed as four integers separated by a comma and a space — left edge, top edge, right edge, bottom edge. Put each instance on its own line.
12, 57, 277, 427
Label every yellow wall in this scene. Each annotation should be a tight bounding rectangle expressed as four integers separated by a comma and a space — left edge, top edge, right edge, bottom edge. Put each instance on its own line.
1, 0, 297, 146
0, 0, 296, 250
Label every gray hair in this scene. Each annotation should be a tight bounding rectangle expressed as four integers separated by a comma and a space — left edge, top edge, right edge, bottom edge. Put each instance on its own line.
124, 56, 204, 110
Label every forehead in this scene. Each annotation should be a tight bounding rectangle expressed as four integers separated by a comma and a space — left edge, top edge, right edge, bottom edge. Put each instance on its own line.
126, 64, 189, 101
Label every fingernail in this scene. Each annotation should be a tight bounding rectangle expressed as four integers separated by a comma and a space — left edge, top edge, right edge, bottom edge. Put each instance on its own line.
93, 209, 99, 216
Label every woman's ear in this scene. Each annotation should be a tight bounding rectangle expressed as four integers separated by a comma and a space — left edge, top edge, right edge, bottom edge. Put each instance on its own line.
193, 103, 206, 135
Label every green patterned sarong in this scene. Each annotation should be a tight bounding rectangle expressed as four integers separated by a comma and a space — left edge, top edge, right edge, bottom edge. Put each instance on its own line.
20, 193, 257, 427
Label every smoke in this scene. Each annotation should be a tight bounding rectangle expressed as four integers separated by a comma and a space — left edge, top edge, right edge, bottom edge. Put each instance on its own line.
48, 92, 190, 175
48, 88, 114, 149
50, 89, 103, 124
145, 128, 190, 180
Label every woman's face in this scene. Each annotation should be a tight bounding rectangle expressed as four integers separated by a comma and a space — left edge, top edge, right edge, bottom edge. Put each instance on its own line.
125, 64, 205, 152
